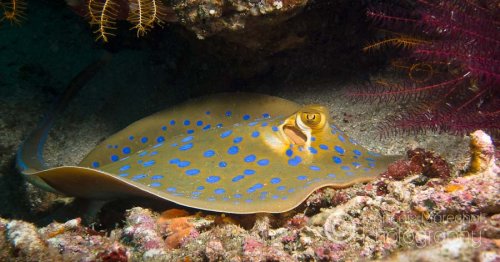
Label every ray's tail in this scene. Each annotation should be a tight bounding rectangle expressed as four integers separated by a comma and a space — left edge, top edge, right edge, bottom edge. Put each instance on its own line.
16, 53, 111, 191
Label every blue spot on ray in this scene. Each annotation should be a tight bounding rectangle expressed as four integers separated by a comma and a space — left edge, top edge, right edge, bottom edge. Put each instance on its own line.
270, 178, 281, 184
120, 165, 131, 171
319, 144, 329, 150
251, 131, 260, 138
169, 158, 180, 164
227, 146, 239, 155
122, 147, 131, 154
353, 149, 362, 155
220, 130, 232, 138
219, 161, 227, 168
232, 175, 244, 182
309, 147, 318, 154
244, 169, 255, 175
333, 156, 342, 164
179, 143, 193, 151
233, 137, 243, 143
132, 174, 147, 180
297, 175, 307, 180
335, 146, 345, 154
184, 120, 190, 126
204, 150, 215, 157
170, 120, 176, 125
157, 136, 165, 143
111, 155, 119, 162
310, 165, 320, 171
257, 159, 269, 166
143, 160, 155, 167
206, 176, 221, 183
178, 161, 191, 168
247, 183, 264, 193
185, 169, 200, 176
141, 137, 148, 143
214, 188, 225, 195
196, 120, 203, 126
150, 182, 161, 187
243, 114, 250, 120
244, 154, 256, 162
92, 162, 100, 168
182, 136, 193, 143
151, 175, 163, 180
288, 156, 302, 166
286, 149, 293, 157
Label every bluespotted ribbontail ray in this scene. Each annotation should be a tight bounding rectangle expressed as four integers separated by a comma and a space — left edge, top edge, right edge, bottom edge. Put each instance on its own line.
17, 93, 400, 214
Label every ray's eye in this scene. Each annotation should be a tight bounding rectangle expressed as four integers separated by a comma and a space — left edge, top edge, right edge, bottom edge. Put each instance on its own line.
300, 112, 322, 128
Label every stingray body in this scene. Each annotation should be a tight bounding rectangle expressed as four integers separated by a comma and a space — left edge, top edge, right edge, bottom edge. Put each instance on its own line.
18, 93, 399, 214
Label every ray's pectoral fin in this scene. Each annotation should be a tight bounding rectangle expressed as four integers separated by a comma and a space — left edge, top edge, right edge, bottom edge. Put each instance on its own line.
33, 167, 152, 200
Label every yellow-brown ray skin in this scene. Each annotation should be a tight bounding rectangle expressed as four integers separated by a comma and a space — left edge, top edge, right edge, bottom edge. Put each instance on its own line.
33, 165, 389, 214
23, 93, 401, 214
79, 93, 301, 168
36, 111, 398, 214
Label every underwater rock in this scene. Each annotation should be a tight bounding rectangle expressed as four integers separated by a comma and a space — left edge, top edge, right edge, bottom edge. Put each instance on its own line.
381, 237, 499, 262
172, 0, 308, 41
412, 131, 500, 217
1, 216, 128, 261
2, 218, 58, 261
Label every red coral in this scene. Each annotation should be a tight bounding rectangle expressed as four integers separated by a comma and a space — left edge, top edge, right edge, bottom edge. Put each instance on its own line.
382, 148, 450, 180
330, 191, 349, 206
407, 148, 450, 179
285, 214, 309, 229
350, 0, 499, 137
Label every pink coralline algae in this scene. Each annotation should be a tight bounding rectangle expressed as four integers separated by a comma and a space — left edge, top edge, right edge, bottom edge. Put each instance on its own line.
314, 242, 346, 261
122, 207, 167, 259
242, 236, 294, 262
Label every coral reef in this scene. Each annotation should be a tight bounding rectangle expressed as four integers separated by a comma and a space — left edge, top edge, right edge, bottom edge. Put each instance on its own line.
350, 0, 499, 137
0, 131, 497, 261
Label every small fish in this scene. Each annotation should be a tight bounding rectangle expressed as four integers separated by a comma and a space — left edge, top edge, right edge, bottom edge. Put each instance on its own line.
17, 92, 399, 214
